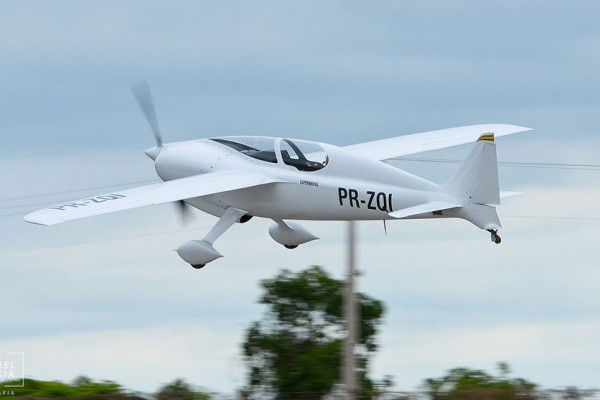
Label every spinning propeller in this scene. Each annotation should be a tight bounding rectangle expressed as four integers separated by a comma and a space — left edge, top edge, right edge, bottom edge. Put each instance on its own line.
131, 80, 163, 147
131, 80, 195, 226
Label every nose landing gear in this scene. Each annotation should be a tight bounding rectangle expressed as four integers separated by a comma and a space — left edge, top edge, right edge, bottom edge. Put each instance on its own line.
487, 229, 501, 244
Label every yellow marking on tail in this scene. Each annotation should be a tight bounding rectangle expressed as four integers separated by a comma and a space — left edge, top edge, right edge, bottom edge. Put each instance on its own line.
477, 133, 495, 142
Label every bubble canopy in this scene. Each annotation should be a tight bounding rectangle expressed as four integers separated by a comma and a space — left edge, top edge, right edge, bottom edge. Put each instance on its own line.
211, 137, 328, 171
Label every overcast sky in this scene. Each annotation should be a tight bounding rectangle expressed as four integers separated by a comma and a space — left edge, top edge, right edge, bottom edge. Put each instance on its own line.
1, 0, 599, 395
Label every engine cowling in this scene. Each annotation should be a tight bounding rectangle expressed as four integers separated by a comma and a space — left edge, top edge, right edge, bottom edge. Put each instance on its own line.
269, 221, 319, 247
176, 240, 223, 267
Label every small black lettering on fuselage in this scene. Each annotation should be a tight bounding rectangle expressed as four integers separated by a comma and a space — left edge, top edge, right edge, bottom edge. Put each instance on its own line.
50, 194, 127, 211
338, 187, 393, 212
300, 180, 319, 187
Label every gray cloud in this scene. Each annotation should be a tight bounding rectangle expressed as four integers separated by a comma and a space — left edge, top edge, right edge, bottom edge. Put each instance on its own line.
1, 0, 599, 394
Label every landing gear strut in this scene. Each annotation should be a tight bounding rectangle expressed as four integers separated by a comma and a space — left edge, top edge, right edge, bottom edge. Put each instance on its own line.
177, 207, 249, 269
487, 229, 501, 244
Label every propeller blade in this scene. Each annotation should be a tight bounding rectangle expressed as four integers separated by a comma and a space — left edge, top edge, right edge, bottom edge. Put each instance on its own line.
175, 200, 195, 227
131, 80, 163, 147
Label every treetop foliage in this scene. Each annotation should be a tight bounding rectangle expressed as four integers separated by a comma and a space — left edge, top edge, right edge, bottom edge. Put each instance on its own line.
243, 265, 386, 399
0, 377, 211, 399
1, 376, 127, 398
155, 378, 211, 400
258, 265, 385, 351
423, 363, 539, 400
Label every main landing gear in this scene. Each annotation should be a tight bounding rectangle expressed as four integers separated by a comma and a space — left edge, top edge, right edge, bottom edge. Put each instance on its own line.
269, 219, 319, 249
487, 229, 501, 244
177, 207, 249, 269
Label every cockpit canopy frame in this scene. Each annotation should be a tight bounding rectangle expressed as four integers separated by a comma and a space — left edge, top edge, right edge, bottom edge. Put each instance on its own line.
211, 137, 328, 172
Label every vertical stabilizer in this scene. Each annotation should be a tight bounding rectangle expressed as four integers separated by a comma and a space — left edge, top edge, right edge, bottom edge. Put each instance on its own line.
445, 133, 500, 206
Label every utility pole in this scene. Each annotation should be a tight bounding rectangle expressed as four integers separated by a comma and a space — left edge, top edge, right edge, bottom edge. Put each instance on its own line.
343, 220, 358, 400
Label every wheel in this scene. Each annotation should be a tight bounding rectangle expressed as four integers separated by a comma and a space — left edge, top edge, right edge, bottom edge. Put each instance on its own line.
191, 264, 206, 269
284, 245, 298, 249
487, 229, 501, 245
239, 214, 253, 224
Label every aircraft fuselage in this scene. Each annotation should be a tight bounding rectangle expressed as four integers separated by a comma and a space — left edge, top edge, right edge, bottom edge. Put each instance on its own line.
152, 137, 452, 221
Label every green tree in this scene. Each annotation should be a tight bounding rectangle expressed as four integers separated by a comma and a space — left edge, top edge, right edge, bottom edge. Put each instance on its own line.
242, 266, 385, 399
2, 377, 130, 398
423, 362, 539, 400
70, 375, 124, 397
155, 378, 211, 400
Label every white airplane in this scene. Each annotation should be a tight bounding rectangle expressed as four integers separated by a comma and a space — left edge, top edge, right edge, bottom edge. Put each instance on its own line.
24, 82, 531, 269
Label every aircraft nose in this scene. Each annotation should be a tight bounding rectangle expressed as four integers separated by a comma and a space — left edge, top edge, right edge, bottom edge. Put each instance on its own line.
144, 146, 161, 160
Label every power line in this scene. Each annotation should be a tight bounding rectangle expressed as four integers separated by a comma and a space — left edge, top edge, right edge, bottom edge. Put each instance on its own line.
2, 158, 597, 215
0, 179, 158, 204
2, 158, 597, 222
0, 180, 159, 215
0, 225, 210, 255
502, 214, 600, 221
2, 213, 598, 256
4, 159, 597, 217
392, 157, 600, 170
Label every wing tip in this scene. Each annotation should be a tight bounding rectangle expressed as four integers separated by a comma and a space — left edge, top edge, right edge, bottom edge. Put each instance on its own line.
493, 124, 533, 135
23, 213, 60, 226
477, 124, 533, 141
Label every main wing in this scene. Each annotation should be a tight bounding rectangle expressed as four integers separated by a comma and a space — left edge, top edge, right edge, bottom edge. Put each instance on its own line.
24, 170, 283, 225
343, 124, 532, 160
